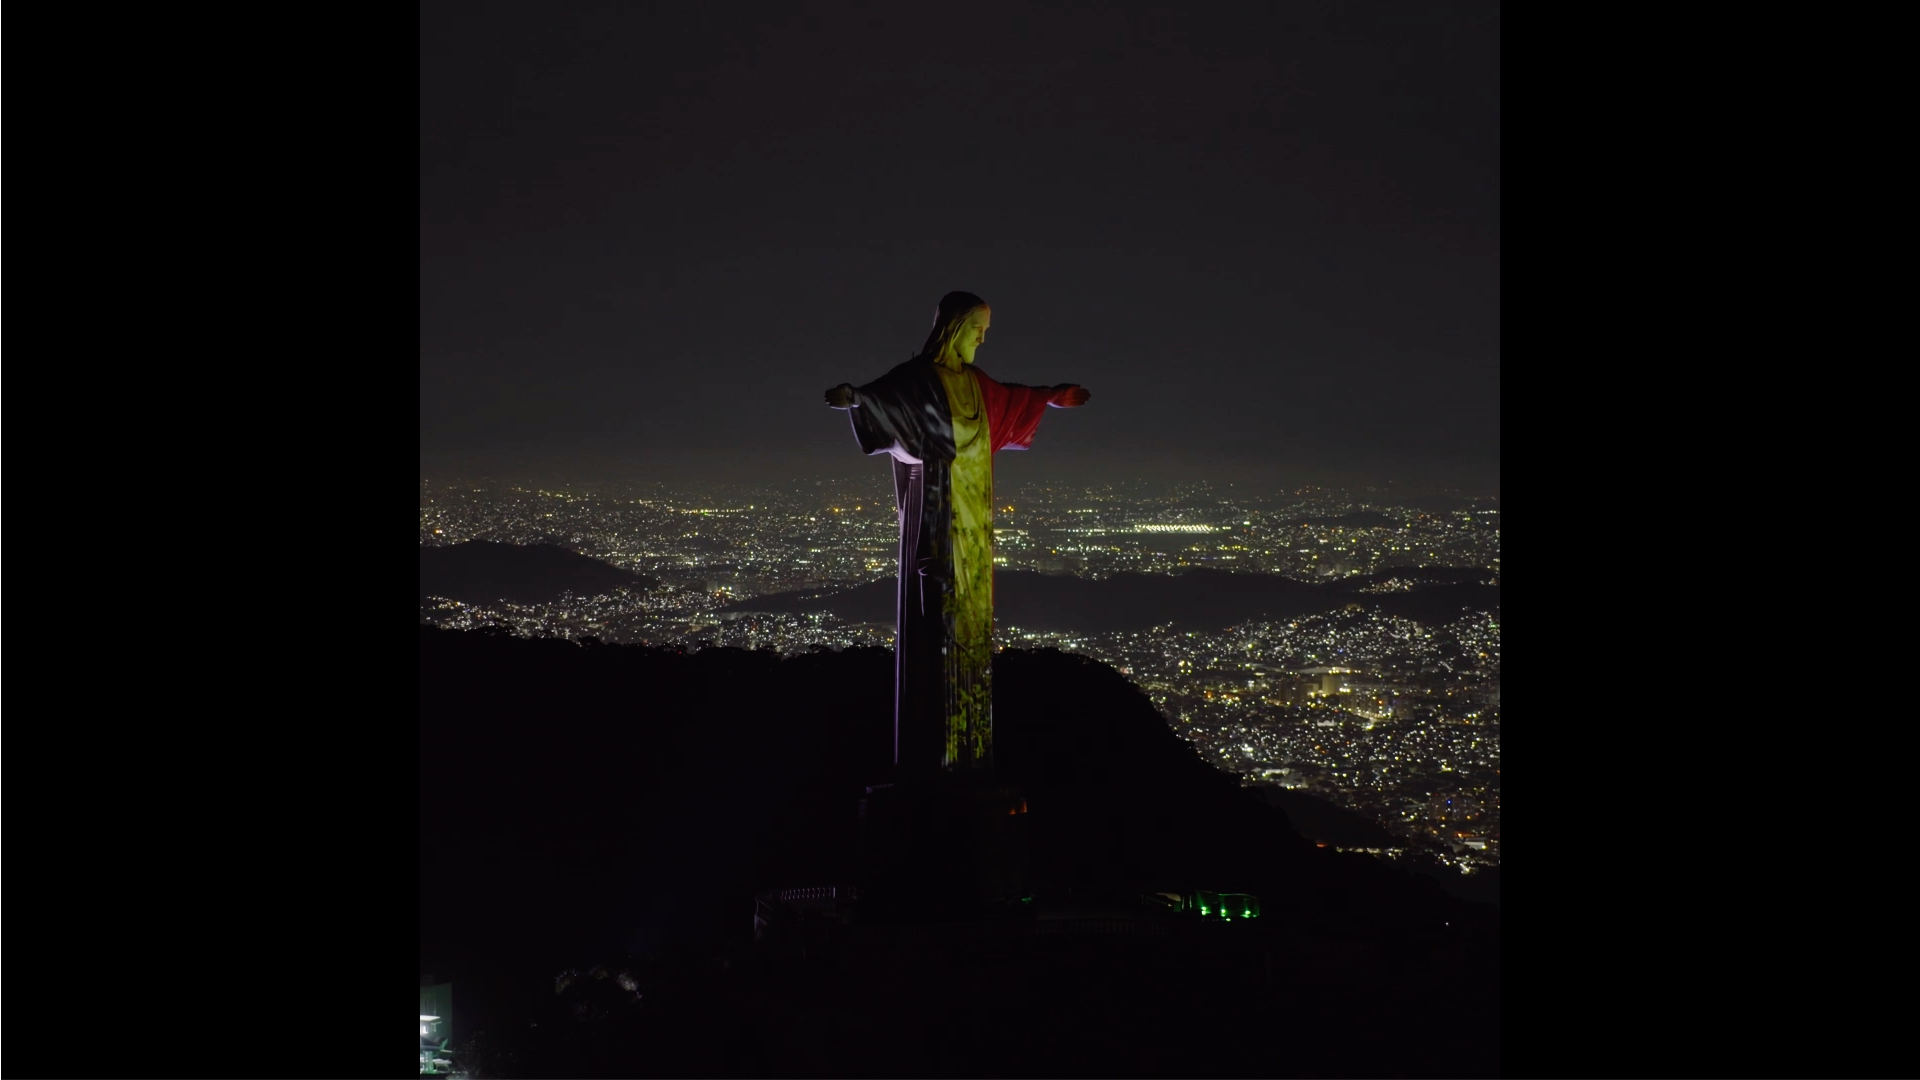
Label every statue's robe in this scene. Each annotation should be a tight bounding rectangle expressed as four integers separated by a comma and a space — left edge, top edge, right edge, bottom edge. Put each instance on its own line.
846, 358, 1072, 777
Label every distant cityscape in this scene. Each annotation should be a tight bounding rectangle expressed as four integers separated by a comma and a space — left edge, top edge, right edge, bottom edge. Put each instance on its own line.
420, 477, 1500, 874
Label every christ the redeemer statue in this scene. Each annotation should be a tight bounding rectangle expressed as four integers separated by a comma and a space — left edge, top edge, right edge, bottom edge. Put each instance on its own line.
825, 292, 1090, 779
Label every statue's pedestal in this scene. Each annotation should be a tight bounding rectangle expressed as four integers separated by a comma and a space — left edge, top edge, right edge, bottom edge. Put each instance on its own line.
859, 779, 1030, 922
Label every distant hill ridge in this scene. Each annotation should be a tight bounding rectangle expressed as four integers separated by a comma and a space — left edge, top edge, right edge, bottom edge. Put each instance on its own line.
420, 541, 656, 604
723, 566, 1497, 632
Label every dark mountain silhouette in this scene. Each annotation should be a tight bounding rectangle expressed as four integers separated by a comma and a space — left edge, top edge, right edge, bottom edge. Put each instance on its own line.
1336, 564, 1495, 588
417, 628, 1457, 916
1248, 786, 1406, 848
419, 541, 655, 604
722, 566, 1498, 632
420, 626, 1497, 1077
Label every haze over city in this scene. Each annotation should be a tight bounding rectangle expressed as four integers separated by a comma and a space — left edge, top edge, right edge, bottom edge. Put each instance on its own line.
421, 4, 1497, 490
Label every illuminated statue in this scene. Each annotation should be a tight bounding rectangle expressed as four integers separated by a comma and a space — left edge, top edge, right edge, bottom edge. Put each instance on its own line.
826, 292, 1089, 777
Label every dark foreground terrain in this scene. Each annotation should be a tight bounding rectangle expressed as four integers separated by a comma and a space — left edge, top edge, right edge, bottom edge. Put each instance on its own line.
420, 626, 1499, 1077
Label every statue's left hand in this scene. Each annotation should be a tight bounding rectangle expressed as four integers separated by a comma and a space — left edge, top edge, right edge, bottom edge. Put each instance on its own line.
1051, 385, 1090, 408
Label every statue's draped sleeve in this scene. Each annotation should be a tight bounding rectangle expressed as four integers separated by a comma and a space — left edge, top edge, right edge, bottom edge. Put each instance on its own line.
973, 368, 1074, 453
847, 360, 955, 464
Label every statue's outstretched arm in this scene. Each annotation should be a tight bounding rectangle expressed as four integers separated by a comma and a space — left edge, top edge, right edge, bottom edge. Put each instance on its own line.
824, 383, 858, 409
1048, 384, 1090, 408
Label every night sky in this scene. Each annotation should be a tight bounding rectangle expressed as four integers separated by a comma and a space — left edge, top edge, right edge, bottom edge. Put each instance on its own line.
421, 3, 1498, 491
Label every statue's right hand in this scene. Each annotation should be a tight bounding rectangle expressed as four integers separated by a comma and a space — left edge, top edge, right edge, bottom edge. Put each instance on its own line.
825, 384, 857, 409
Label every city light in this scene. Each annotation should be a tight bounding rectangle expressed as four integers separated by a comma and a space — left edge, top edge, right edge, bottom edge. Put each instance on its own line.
419, 478, 1500, 869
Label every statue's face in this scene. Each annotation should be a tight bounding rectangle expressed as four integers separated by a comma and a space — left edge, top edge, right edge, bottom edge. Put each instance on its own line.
953, 307, 991, 366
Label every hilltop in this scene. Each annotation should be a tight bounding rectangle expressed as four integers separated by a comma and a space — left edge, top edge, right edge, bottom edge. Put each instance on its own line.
420, 626, 1490, 959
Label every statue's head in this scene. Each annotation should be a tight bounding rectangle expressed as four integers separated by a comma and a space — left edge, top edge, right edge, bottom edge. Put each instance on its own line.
920, 291, 991, 367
